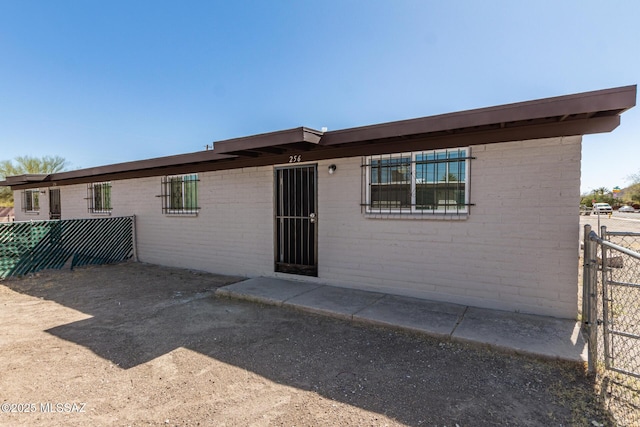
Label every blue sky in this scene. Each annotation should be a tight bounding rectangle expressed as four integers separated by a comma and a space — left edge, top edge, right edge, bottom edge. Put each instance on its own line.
0, 0, 638, 193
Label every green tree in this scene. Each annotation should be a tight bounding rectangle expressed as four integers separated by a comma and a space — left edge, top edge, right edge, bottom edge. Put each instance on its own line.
625, 171, 640, 204
626, 183, 640, 204
593, 187, 610, 196
580, 187, 615, 207
0, 155, 69, 206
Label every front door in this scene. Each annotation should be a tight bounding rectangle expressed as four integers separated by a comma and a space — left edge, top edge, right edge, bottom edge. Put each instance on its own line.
49, 188, 61, 220
275, 165, 318, 276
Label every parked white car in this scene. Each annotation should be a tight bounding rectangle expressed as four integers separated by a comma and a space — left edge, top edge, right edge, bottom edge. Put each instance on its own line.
618, 205, 636, 213
592, 203, 613, 214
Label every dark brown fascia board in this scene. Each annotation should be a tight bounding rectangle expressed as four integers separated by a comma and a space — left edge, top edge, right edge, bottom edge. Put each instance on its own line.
39, 127, 322, 184
320, 85, 637, 146
123, 115, 623, 176
3, 85, 635, 190
213, 127, 322, 154
35, 149, 237, 186
8, 113, 618, 191
199, 115, 620, 170
1, 174, 50, 186
314, 115, 620, 160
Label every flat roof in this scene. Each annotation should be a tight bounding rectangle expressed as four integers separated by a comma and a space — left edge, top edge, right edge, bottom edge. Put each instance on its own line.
2, 85, 636, 189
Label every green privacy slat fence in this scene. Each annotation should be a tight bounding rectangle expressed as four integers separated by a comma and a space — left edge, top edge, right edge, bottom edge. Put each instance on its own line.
0, 216, 134, 279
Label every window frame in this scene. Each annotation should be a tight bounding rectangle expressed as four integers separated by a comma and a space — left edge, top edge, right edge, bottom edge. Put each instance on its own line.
364, 147, 471, 215
87, 182, 113, 214
367, 153, 413, 211
161, 173, 199, 215
22, 189, 40, 213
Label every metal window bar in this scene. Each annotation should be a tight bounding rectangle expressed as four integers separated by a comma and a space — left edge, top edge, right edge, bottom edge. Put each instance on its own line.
361, 149, 474, 215
160, 174, 200, 215
364, 154, 412, 213
87, 182, 113, 213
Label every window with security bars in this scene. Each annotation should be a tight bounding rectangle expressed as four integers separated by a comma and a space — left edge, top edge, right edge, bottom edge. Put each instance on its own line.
362, 147, 472, 214
22, 189, 40, 212
161, 174, 199, 214
87, 182, 112, 213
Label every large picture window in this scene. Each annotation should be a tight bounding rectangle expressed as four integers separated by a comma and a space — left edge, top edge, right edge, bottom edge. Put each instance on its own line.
363, 147, 471, 214
161, 174, 199, 214
87, 182, 112, 213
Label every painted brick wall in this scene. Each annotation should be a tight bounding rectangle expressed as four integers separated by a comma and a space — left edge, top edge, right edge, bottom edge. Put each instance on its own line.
315, 136, 582, 318
13, 190, 26, 220
11, 135, 582, 318
126, 168, 275, 276
14, 168, 275, 277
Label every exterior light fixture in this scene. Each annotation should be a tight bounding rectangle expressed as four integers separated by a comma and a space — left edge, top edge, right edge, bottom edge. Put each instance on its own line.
328, 164, 337, 174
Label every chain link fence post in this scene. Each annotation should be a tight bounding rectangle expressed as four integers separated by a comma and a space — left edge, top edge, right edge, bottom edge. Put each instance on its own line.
582, 224, 599, 373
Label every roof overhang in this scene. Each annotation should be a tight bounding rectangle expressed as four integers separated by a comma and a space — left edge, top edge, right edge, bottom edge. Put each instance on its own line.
320, 84, 636, 147
213, 127, 322, 157
2, 85, 635, 189
1, 174, 49, 186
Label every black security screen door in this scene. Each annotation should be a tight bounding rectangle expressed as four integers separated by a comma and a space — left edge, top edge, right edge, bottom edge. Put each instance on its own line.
275, 165, 317, 276
49, 188, 61, 220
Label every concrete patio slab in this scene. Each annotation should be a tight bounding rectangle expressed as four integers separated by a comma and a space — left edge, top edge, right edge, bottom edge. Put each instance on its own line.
216, 277, 587, 363
452, 307, 587, 362
354, 295, 467, 338
284, 285, 386, 320
215, 277, 321, 305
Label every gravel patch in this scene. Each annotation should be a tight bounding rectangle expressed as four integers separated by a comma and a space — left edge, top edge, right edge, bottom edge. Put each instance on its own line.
0, 263, 614, 426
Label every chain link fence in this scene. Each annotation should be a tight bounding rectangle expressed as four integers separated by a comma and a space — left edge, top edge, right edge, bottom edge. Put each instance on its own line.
582, 216, 640, 426
0, 216, 136, 279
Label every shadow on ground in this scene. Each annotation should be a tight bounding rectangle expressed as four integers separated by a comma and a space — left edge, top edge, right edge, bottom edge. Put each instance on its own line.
3, 262, 616, 426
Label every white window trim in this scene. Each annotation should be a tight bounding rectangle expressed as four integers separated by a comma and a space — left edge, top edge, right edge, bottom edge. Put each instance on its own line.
365, 147, 471, 215
23, 189, 41, 214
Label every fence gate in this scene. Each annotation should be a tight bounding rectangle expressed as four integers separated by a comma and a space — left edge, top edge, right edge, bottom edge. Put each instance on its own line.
583, 225, 640, 425
600, 227, 640, 378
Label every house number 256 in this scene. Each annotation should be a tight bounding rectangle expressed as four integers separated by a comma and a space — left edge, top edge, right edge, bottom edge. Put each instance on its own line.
289, 155, 302, 163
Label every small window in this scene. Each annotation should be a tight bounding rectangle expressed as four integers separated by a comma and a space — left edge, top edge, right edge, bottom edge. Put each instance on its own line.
22, 189, 40, 212
87, 182, 112, 213
363, 147, 472, 215
161, 174, 199, 214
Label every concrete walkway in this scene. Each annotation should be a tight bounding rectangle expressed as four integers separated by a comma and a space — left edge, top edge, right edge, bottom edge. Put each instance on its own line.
216, 277, 587, 363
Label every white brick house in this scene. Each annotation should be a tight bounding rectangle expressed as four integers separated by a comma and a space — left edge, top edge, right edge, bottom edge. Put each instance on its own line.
2, 85, 636, 318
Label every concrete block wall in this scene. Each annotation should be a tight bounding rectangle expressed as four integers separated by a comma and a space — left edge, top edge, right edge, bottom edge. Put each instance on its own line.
14, 167, 276, 277
13, 188, 46, 221
124, 168, 275, 276
315, 136, 582, 318
11, 135, 582, 318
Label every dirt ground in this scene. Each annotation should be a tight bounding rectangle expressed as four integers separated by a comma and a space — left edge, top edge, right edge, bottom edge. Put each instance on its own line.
0, 263, 615, 426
